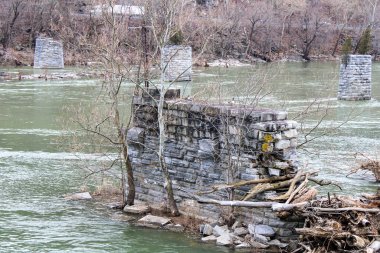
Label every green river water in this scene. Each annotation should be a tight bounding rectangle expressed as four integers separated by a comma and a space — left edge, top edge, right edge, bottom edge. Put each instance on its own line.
0, 62, 379, 252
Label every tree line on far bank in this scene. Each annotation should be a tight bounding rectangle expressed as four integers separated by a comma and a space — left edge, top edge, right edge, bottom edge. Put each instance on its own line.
0, 0, 379, 65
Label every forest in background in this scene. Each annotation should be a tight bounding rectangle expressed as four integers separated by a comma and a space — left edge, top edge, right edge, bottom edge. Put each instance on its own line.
0, 0, 379, 66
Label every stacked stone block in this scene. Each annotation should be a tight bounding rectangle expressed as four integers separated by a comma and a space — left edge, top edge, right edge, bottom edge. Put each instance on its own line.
338, 55, 371, 100
127, 89, 300, 239
34, 37, 64, 69
161, 45, 192, 82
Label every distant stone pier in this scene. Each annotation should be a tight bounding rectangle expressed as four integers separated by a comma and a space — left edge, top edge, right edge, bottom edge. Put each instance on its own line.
338, 55, 371, 100
34, 37, 64, 69
161, 45, 192, 82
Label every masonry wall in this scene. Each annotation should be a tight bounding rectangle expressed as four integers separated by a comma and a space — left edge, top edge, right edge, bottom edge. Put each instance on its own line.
127, 90, 301, 240
34, 37, 64, 69
161, 45, 192, 82
338, 55, 371, 100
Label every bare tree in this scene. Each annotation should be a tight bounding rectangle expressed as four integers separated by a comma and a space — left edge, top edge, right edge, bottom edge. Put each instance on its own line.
295, 4, 324, 61
0, 0, 23, 50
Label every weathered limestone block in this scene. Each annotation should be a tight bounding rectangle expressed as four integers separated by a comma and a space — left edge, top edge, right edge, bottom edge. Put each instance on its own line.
198, 138, 218, 159
161, 45, 192, 82
34, 37, 64, 69
338, 55, 372, 100
127, 127, 145, 144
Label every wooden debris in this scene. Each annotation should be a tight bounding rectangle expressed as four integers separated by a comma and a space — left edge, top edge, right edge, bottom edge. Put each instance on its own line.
294, 191, 380, 252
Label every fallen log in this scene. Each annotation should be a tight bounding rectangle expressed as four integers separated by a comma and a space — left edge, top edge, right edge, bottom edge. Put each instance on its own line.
295, 227, 352, 239
194, 195, 307, 211
272, 202, 308, 211
243, 174, 309, 201
197, 174, 295, 195
306, 207, 380, 213
292, 187, 318, 204
286, 174, 309, 204
269, 170, 303, 201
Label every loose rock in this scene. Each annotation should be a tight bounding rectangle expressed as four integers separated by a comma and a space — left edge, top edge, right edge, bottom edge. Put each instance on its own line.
123, 204, 151, 214
137, 215, 171, 227
201, 235, 218, 243
248, 224, 275, 237
216, 233, 232, 246
213, 225, 229, 237
268, 239, 288, 248
202, 224, 214, 236
233, 227, 248, 236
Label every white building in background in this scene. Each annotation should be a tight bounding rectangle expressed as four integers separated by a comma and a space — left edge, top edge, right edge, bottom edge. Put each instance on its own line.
90, 5, 144, 16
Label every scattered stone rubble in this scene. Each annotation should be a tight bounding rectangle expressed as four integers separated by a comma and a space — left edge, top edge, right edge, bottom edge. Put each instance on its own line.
199, 221, 288, 250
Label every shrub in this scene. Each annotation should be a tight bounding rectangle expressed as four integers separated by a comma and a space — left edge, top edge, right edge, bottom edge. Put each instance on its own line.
357, 27, 371, 55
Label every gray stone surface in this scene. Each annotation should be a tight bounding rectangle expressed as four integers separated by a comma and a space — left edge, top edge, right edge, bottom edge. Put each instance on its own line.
34, 37, 64, 69
248, 224, 275, 237
161, 45, 192, 82
253, 233, 269, 244
213, 225, 229, 237
202, 224, 214, 236
268, 239, 288, 248
338, 55, 372, 100
233, 227, 248, 236
216, 233, 232, 246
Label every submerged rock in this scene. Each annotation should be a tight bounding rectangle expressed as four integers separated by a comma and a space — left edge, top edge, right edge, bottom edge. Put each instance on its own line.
165, 224, 185, 232
64, 192, 92, 201
137, 215, 171, 228
235, 242, 251, 249
201, 235, 217, 243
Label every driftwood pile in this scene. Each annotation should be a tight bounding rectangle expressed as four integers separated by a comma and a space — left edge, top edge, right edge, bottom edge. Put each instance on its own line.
193, 169, 380, 252
294, 191, 380, 253
195, 170, 337, 211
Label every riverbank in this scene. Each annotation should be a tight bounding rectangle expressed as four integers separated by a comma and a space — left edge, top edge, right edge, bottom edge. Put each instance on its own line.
80, 176, 380, 252
2, 45, 379, 70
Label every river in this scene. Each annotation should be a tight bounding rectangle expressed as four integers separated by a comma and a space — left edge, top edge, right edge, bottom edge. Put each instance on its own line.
0, 62, 379, 252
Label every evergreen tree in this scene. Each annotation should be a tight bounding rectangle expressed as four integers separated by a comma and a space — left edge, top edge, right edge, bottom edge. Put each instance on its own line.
341, 37, 352, 56
358, 28, 371, 55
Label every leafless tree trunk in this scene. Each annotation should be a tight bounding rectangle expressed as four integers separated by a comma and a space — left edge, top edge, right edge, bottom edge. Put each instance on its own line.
0, 0, 23, 49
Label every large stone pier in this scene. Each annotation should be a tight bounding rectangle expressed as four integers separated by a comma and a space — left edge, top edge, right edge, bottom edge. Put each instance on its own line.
161, 45, 192, 82
338, 55, 371, 100
127, 89, 302, 241
34, 37, 64, 69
